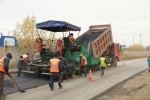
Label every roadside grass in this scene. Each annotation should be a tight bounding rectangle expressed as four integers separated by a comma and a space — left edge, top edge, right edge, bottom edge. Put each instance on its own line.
120, 53, 148, 61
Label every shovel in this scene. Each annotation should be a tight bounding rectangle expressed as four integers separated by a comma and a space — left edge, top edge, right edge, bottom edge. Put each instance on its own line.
7, 73, 26, 92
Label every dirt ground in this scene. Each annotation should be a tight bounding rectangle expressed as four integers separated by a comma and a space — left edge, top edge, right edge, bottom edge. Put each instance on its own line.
96, 70, 150, 100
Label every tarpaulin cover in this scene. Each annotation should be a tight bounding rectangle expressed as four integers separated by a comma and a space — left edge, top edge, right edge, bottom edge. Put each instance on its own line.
36, 20, 81, 32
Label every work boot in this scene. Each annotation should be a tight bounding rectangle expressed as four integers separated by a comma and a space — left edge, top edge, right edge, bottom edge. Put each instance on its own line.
78, 74, 82, 77
49, 84, 54, 91
50, 88, 54, 91
0, 95, 6, 100
102, 72, 104, 76
17, 75, 21, 77
101, 73, 104, 77
59, 85, 63, 89
2, 92, 7, 97
61, 77, 63, 82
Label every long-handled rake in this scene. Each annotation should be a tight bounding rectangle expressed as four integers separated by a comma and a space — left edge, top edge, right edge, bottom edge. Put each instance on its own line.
7, 73, 26, 92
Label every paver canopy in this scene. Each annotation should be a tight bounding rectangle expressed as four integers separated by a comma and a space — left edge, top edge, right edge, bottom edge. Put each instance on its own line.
36, 20, 81, 32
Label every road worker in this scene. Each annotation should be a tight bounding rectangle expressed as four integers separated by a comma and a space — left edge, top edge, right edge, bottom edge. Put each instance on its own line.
0, 53, 12, 100
99, 54, 108, 76
58, 53, 66, 81
68, 33, 75, 42
17, 56, 24, 77
22, 53, 29, 60
147, 55, 150, 72
49, 54, 63, 91
68, 33, 75, 46
22, 53, 30, 70
79, 53, 87, 78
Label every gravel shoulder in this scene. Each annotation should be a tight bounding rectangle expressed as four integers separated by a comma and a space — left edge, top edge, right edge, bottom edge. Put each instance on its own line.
95, 70, 150, 100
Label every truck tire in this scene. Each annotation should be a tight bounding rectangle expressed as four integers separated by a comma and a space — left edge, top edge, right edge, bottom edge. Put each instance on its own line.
69, 61, 80, 77
110, 59, 117, 67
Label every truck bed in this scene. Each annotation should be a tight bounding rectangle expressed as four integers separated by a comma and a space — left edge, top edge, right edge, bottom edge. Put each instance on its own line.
76, 24, 113, 58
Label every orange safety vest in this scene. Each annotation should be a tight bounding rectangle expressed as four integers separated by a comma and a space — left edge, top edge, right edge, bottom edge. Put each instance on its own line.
50, 58, 60, 72
22, 54, 29, 60
57, 39, 63, 54
69, 36, 74, 42
0, 57, 6, 73
81, 56, 87, 66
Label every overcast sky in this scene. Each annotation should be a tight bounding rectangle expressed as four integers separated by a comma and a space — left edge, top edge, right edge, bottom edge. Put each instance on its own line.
0, 0, 150, 46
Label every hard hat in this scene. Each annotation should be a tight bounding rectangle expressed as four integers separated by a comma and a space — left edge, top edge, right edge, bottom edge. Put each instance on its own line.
6, 52, 12, 59
80, 53, 83, 56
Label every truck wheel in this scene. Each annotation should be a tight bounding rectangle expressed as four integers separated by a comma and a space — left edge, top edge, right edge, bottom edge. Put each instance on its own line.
71, 62, 77, 77
96, 64, 100, 71
75, 63, 80, 75
111, 59, 117, 67
70, 62, 80, 77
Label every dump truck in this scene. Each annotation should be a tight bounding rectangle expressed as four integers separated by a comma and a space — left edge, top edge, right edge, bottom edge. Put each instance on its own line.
63, 24, 120, 75
76, 24, 120, 66
22, 20, 120, 78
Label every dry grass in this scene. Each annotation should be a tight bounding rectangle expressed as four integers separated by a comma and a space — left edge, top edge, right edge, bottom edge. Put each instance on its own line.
120, 54, 148, 61
120, 50, 150, 61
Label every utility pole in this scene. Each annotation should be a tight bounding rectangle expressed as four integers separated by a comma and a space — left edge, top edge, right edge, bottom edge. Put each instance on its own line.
133, 37, 134, 46
140, 34, 142, 45
0, 32, 3, 36
116, 33, 117, 43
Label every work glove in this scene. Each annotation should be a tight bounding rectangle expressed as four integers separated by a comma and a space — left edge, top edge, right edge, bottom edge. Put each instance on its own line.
107, 64, 110, 68
60, 72, 63, 75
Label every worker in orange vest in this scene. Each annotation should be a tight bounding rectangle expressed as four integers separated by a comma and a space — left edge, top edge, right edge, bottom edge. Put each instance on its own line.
68, 33, 75, 42
22, 53, 29, 60
80, 53, 87, 78
22, 53, 30, 70
0, 53, 12, 100
68, 33, 75, 46
49, 54, 63, 91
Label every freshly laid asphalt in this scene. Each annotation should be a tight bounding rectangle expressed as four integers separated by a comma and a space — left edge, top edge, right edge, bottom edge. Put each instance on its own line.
6, 58, 148, 100
4, 76, 49, 94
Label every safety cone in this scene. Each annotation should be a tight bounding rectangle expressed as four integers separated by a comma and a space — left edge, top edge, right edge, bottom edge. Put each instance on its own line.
88, 69, 93, 81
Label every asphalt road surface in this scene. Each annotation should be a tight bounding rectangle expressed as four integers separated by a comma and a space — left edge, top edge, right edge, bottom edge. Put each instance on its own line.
5, 58, 147, 100
4, 75, 50, 94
